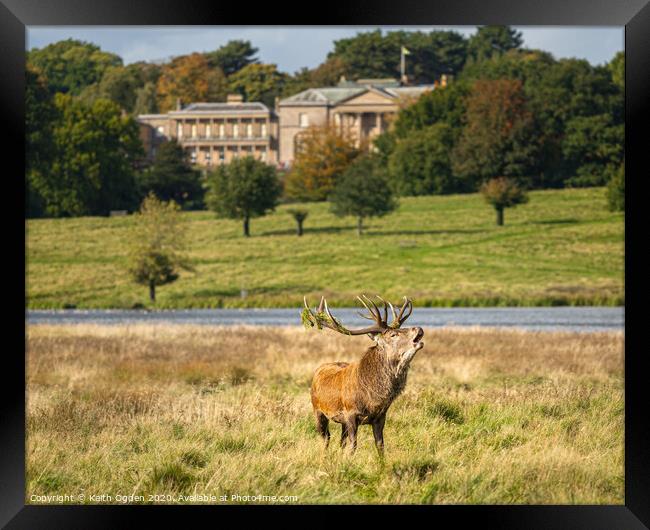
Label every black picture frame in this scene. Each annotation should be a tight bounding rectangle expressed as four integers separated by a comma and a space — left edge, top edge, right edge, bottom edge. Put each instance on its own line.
5, 1, 648, 527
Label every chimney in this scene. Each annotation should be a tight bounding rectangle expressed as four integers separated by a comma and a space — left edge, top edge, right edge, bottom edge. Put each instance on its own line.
227, 94, 244, 104
176, 97, 183, 110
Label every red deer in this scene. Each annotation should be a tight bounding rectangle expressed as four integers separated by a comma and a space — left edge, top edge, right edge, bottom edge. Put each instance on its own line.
302, 295, 424, 455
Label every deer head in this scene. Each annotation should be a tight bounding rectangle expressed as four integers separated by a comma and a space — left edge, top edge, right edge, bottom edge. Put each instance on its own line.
302, 295, 424, 372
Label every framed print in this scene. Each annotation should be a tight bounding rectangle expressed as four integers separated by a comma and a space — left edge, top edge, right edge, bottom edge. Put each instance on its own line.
4, 0, 649, 527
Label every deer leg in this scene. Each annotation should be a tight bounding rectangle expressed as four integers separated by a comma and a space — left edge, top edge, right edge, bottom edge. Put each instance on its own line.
315, 411, 330, 448
345, 418, 359, 453
372, 414, 386, 457
340, 423, 348, 448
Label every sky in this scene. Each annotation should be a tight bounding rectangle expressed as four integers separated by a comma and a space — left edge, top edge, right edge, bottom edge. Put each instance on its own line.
26, 26, 624, 73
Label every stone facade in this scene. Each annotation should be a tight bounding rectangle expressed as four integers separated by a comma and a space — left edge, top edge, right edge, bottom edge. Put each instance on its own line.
138, 81, 435, 168
137, 94, 278, 167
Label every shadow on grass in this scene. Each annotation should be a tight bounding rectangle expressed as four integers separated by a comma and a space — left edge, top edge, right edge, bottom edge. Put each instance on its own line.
367, 228, 487, 237
263, 226, 487, 237
260, 226, 357, 237
530, 218, 579, 225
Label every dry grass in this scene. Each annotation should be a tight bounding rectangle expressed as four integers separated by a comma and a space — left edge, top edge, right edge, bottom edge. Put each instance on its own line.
26, 324, 624, 505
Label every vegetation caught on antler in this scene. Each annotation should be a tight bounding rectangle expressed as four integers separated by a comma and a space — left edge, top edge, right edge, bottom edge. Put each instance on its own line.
302, 295, 413, 335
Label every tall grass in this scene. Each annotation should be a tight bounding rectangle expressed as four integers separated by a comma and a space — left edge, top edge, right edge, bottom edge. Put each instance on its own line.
26, 324, 624, 504
26, 187, 624, 309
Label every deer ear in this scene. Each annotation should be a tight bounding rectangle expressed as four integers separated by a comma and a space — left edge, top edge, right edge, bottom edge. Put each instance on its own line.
368, 332, 381, 342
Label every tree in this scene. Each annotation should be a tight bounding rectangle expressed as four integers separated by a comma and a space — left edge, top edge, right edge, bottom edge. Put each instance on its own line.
133, 82, 159, 115
392, 78, 470, 138
480, 177, 529, 226
30, 94, 143, 217
451, 79, 539, 189
156, 53, 228, 112
27, 39, 122, 95
128, 193, 192, 302
206, 40, 259, 76
329, 155, 398, 236
388, 123, 459, 196
284, 126, 360, 202
287, 209, 308, 236
227, 63, 287, 108
79, 65, 141, 112
606, 161, 624, 212
26, 65, 58, 217
204, 157, 281, 236
468, 26, 523, 61
562, 114, 624, 187
137, 140, 203, 209
329, 29, 469, 83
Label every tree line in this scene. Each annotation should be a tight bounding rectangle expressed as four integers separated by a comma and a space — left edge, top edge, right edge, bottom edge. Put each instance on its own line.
26, 26, 624, 221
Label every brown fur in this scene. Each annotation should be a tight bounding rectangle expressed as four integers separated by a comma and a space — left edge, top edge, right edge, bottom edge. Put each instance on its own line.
311, 326, 424, 454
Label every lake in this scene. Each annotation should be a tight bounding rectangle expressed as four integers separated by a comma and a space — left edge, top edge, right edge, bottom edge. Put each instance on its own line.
26, 307, 624, 333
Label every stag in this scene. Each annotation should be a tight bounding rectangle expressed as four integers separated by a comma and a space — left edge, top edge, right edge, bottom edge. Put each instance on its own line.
302, 295, 424, 455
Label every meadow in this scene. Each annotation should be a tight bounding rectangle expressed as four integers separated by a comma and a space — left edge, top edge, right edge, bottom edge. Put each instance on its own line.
26, 324, 624, 505
26, 187, 624, 309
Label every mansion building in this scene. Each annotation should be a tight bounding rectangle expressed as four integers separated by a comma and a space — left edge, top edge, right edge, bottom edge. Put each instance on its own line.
137, 78, 436, 168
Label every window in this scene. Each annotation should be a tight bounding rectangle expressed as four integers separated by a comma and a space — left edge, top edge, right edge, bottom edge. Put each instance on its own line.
246, 123, 253, 138
219, 123, 225, 138
156, 126, 165, 137
177, 123, 183, 138
260, 148, 267, 162
218, 149, 225, 163
205, 124, 211, 138
191, 124, 197, 138
190, 149, 197, 163
299, 113, 309, 128
261, 123, 267, 137
233, 124, 239, 138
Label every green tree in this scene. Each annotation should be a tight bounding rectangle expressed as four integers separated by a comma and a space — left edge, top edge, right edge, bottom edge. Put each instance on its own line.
468, 26, 523, 61
329, 29, 469, 83
329, 155, 398, 236
27, 39, 122, 95
133, 82, 159, 115
228, 63, 287, 108
206, 40, 259, 76
562, 114, 624, 187
608, 51, 624, 92
480, 177, 529, 226
30, 94, 143, 217
451, 79, 539, 189
606, 161, 624, 212
287, 209, 309, 236
26, 65, 58, 217
388, 123, 458, 195
128, 193, 192, 302
204, 157, 281, 237
284, 126, 360, 202
79, 65, 141, 112
392, 79, 470, 137
137, 140, 203, 209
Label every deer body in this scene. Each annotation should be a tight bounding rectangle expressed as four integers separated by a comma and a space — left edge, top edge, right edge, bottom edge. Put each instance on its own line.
303, 296, 424, 454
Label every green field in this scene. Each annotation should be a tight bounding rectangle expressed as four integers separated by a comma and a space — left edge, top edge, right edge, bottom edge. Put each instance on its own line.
26, 187, 624, 309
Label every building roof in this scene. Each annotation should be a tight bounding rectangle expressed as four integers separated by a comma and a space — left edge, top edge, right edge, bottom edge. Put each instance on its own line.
278, 83, 434, 107
169, 102, 271, 115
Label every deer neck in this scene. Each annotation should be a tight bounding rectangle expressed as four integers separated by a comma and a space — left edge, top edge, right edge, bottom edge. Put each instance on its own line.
357, 345, 410, 411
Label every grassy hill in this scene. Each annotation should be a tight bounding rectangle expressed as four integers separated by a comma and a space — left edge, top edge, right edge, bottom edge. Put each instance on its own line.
26, 187, 624, 309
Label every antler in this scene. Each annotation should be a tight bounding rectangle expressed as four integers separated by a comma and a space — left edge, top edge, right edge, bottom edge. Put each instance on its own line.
389, 296, 413, 328
301, 295, 413, 335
